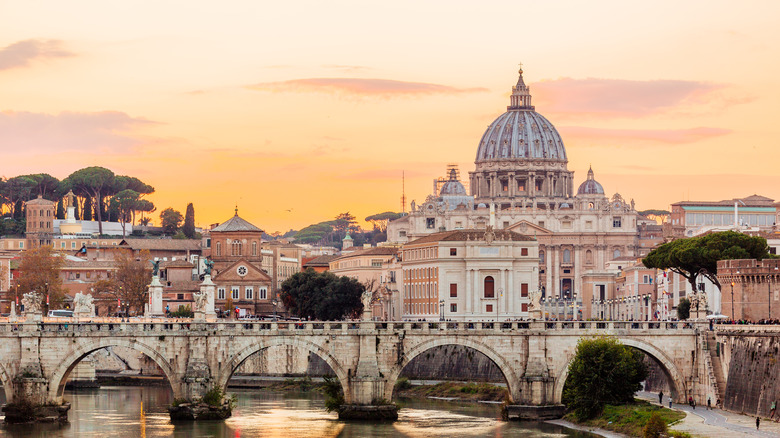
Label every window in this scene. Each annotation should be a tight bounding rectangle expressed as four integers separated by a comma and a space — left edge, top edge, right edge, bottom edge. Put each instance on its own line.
259, 287, 267, 300
561, 220, 572, 229
450, 283, 457, 298
231, 240, 242, 256
426, 218, 435, 229
252, 241, 257, 256
450, 248, 457, 256
71, 242, 76, 249
643, 275, 652, 284
399, 231, 407, 237
218, 288, 226, 300
613, 249, 621, 259
522, 303, 528, 312
60, 242, 65, 249
539, 250, 545, 263
177, 294, 184, 300
613, 216, 622, 228
501, 180, 508, 192
246, 287, 254, 300
535, 179, 543, 191
371, 259, 383, 267
521, 283, 529, 297
18, 242, 23, 249
450, 303, 457, 312
231, 286, 240, 300
586, 250, 593, 264
216, 242, 222, 256
455, 221, 463, 229
503, 221, 509, 229
486, 304, 493, 312
538, 221, 545, 228
563, 249, 571, 263
484, 276, 495, 298
517, 179, 525, 191
521, 248, 528, 256
585, 220, 593, 229
698, 282, 705, 292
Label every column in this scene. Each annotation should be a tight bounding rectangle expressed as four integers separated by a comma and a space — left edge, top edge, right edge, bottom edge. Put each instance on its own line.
553, 246, 560, 298
473, 269, 480, 316
545, 247, 552, 300
465, 269, 472, 314
507, 268, 514, 314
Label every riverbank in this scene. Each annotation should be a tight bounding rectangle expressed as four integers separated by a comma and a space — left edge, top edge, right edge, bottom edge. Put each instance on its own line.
562, 400, 688, 437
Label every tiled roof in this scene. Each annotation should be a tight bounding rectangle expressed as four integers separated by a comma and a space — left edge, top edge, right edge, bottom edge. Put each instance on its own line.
406, 229, 535, 245
25, 196, 55, 206
334, 247, 398, 260
211, 214, 262, 232
303, 255, 339, 267
673, 195, 775, 207
62, 259, 117, 269
161, 260, 194, 268
120, 239, 201, 251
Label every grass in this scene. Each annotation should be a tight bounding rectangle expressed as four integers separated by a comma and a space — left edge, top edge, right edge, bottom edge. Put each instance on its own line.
394, 381, 508, 402
564, 399, 685, 437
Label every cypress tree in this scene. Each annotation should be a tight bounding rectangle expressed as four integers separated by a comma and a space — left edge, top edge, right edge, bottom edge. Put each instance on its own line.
83, 197, 93, 221
183, 203, 196, 238
56, 199, 65, 220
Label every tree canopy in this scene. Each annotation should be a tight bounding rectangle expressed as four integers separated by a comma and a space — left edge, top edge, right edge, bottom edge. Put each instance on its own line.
643, 231, 773, 291
279, 269, 364, 320
562, 337, 648, 420
160, 208, 183, 235
365, 211, 403, 232
16, 245, 66, 311
183, 203, 196, 238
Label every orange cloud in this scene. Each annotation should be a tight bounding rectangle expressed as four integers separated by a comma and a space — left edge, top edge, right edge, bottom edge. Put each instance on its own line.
246, 78, 488, 98
533, 78, 728, 118
0, 110, 156, 153
560, 126, 731, 145
0, 39, 74, 71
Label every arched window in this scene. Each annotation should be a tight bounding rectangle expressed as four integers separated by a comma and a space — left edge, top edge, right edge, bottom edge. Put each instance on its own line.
539, 250, 545, 263
216, 242, 222, 256
613, 249, 621, 259
252, 241, 257, 256
231, 240, 243, 256
484, 276, 495, 298
588, 202, 594, 210
563, 249, 571, 263
586, 249, 593, 265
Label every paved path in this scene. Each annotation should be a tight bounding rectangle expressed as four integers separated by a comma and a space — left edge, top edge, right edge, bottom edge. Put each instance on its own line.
637, 392, 780, 437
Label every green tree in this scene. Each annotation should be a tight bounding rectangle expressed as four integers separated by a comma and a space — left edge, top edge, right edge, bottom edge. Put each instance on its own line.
642, 412, 667, 438
56, 198, 65, 220
160, 208, 183, 235
112, 189, 140, 238
67, 167, 116, 234
16, 245, 66, 311
183, 203, 196, 238
562, 337, 648, 421
677, 298, 691, 320
643, 231, 772, 293
280, 269, 364, 320
82, 196, 93, 221
365, 211, 403, 232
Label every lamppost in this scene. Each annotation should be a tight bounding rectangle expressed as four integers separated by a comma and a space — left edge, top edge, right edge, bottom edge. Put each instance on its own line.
439, 299, 444, 321
272, 299, 278, 321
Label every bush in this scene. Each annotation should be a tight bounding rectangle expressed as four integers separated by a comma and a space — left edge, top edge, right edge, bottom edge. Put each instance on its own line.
322, 376, 344, 412
171, 305, 193, 318
668, 432, 692, 438
643, 412, 667, 438
562, 337, 648, 420
677, 298, 691, 320
202, 386, 227, 406
395, 377, 412, 391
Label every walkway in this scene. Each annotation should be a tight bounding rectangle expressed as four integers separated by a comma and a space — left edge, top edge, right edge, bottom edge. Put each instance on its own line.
637, 392, 780, 437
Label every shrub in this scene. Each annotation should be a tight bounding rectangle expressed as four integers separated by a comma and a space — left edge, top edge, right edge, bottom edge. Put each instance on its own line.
322, 376, 344, 412
171, 305, 194, 318
642, 412, 667, 438
668, 431, 692, 438
202, 386, 226, 406
395, 377, 412, 391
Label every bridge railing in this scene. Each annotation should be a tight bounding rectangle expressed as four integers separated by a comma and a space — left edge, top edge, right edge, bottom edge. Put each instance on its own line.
0, 318, 704, 335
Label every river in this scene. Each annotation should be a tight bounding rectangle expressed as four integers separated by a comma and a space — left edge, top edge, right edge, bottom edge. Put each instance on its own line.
0, 387, 597, 437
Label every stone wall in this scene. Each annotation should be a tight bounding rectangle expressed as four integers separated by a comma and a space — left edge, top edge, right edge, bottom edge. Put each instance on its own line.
641, 354, 672, 395
398, 345, 504, 382
721, 333, 780, 417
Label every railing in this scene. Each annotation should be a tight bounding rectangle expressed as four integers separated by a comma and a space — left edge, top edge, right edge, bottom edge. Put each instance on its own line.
0, 318, 706, 335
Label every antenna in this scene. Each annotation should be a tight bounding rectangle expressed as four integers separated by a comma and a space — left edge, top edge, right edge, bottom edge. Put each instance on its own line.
401, 171, 406, 214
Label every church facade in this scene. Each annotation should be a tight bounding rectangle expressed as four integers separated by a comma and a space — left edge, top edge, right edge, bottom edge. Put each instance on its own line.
388, 68, 639, 302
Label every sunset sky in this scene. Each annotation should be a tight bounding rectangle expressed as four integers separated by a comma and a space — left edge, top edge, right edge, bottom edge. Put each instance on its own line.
2, 1, 780, 233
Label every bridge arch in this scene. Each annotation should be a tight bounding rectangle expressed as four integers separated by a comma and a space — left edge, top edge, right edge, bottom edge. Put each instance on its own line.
553, 337, 688, 404
48, 338, 180, 402
385, 337, 521, 402
0, 362, 14, 402
219, 337, 351, 402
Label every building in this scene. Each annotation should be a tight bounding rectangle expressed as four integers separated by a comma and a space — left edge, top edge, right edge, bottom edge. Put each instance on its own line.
25, 195, 56, 248
717, 258, 780, 321
261, 241, 303, 291
388, 67, 639, 303
208, 211, 274, 316
400, 229, 538, 321
302, 254, 339, 273
669, 195, 777, 238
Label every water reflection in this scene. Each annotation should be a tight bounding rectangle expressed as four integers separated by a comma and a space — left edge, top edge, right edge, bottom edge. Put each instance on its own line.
0, 387, 595, 438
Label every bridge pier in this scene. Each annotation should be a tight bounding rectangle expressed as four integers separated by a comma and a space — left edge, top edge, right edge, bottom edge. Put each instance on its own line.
2, 375, 70, 424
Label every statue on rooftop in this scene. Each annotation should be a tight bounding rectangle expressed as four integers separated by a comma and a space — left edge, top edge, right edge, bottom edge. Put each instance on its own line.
150, 259, 161, 277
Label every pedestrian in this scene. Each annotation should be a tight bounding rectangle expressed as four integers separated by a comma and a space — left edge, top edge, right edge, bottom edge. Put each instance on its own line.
707, 397, 711, 410
770, 400, 776, 420
756, 416, 760, 430
717, 397, 721, 409
669, 397, 672, 409
659, 390, 664, 405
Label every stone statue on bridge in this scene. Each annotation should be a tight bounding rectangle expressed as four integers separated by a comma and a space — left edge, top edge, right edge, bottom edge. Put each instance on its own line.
73, 292, 95, 317
193, 289, 208, 312
22, 291, 42, 315
203, 259, 214, 276
527, 288, 542, 320
150, 259, 161, 277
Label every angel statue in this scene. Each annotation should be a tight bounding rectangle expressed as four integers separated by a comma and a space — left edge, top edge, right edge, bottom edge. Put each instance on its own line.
150, 259, 161, 277
204, 259, 214, 276
193, 290, 208, 311
22, 291, 42, 314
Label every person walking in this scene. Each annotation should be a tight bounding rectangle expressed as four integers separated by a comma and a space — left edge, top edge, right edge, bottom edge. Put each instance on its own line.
659, 390, 664, 405
707, 397, 712, 410
770, 400, 776, 420
668, 397, 672, 409
756, 416, 760, 430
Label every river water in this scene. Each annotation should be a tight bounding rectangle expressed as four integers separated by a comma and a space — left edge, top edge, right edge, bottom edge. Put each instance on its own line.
0, 387, 596, 438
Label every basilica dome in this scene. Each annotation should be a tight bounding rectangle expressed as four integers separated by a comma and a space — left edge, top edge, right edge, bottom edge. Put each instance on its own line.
475, 69, 567, 163
440, 168, 467, 196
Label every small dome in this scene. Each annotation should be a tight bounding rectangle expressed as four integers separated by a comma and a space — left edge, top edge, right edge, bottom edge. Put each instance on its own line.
440, 168, 467, 196
577, 166, 605, 195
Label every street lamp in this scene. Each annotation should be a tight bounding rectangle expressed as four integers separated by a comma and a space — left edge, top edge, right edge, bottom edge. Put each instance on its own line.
272, 299, 278, 321
439, 299, 445, 321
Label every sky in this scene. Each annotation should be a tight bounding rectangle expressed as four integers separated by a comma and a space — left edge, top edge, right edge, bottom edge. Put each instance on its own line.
2, 1, 780, 233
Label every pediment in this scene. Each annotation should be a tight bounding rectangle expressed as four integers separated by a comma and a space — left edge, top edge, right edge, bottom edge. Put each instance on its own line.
506, 220, 553, 235
213, 259, 272, 282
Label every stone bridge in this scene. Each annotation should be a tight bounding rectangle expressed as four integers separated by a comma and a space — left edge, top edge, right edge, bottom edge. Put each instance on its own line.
0, 319, 712, 420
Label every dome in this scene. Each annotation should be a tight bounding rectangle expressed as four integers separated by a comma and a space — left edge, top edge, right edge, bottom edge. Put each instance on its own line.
440, 168, 467, 196
475, 68, 567, 163
577, 166, 605, 195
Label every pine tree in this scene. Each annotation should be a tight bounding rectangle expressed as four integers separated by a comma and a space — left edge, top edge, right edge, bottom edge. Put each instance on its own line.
183, 203, 196, 238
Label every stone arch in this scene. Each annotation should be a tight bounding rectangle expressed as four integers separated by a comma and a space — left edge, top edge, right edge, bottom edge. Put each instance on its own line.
0, 361, 14, 402
385, 337, 521, 402
219, 337, 351, 402
553, 337, 688, 404
49, 338, 180, 402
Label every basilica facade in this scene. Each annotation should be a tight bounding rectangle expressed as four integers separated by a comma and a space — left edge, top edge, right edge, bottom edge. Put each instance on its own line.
387, 68, 639, 301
